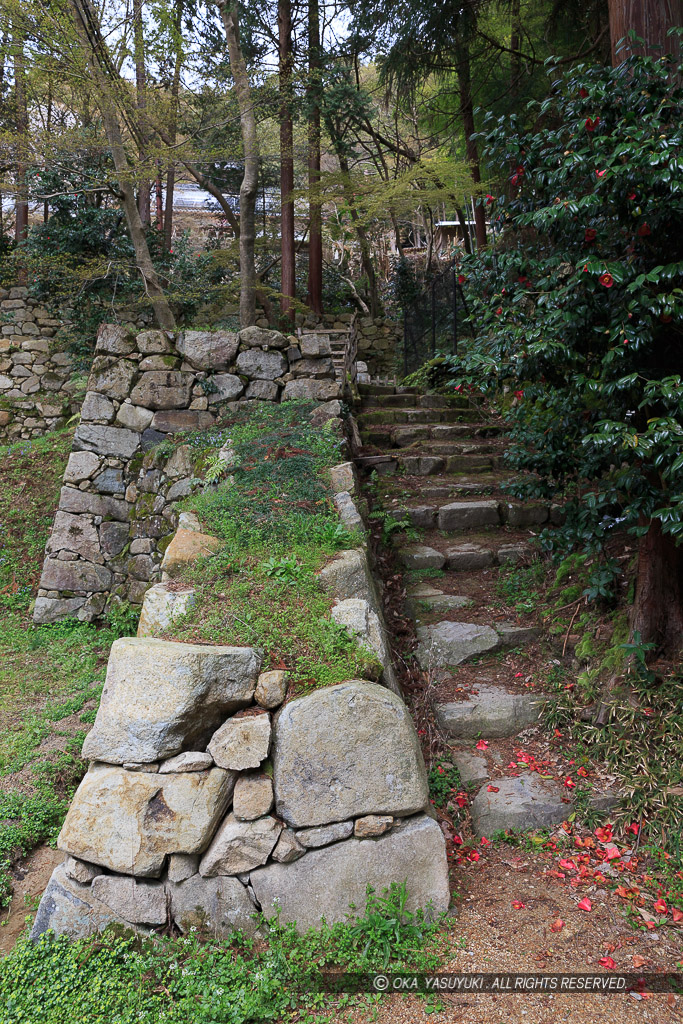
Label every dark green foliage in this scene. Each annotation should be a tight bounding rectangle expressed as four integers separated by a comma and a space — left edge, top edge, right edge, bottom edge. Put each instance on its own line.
0, 883, 443, 1023
444, 49, 683, 577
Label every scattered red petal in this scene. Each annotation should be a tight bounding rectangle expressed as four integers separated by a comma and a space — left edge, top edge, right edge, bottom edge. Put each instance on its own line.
653, 899, 668, 915
672, 908, 683, 924
559, 859, 576, 872
487, 785, 500, 792
476, 739, 489, 751
599, 956, 617, 969
512, 900, 526, 909
577, 898, 593, 912
550, 918, 565, 932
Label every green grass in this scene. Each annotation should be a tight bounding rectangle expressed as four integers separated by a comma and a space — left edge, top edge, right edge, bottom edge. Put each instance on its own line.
0, 883, 444, 1023
158, 402, 381, 689
495, 559, 546, 616
0, 430, 117, 907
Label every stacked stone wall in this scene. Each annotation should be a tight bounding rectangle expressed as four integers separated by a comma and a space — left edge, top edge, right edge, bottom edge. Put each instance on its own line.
34, 322, 340, 625
0, 286, 81, 440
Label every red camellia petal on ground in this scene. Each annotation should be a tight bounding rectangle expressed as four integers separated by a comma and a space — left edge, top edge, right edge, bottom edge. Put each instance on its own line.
577, 898, 593, 912
653, 899, 668, 914
605, 846, 621, 861
559, 858, 576, 872
476, 739, 489, 751
550, 918, 565, 932
672, 908, 683, 924
512, 900, 526, 909
564, 777, 576, 788
468, 850, 480, 862
599, 956, 617, 969
487, 785, 499, 792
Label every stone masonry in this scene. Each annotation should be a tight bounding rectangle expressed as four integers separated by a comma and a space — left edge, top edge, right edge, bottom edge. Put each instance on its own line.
0, 287, 81, 440
33, 322, 341, 625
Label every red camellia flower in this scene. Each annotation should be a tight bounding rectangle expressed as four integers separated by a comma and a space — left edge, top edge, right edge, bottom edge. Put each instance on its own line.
580, 87, 588, 98
511, 173, 519, 185
516, 165, 525, 175
584, 228, 597, 243
514, 390, 524, 399
564, 777, 577, 789
599, 272, 614, 288
495, 306, 503, 315
458, 274, 466, 284
653, 899, 668, 915
596, 169, 606, 178
628, 192, 636, 200
637, 222, 652, 237
486, 193, 494, 204
585, 116, 600, 132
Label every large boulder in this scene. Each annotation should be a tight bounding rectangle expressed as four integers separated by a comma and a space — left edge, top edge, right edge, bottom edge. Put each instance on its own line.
250, 815, 449, 932
81, 637, 260, 764
30, 863, 137, 941
130, 371, 194, 410
282, 379, 340, 402
238, 326, 288, 349
176, 331, 239, 370
73, 424, 140, 459
39, 558, 111, 593
235, 350, 287, 381
137, 583, 196, 637
58, 763, 236, 876
272, 680, 428, 828
169, 873, 258, 937
415, 621, 500, 668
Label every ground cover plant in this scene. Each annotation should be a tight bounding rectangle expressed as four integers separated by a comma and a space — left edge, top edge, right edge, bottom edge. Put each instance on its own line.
0, 431, 116, 909
155, 401, 381, 689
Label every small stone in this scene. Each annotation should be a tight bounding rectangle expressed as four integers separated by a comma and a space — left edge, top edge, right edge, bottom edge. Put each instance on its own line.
334, 491, 363, 531
254, 670, 288, 709
471, 775, 568, 836
354, 815, 394, 838
99, 521, 129, 557
245, 379, 279, 401
63, 855, 99, 885
451, 751, 489, 786
233, 774, 274, 821
122, 762, 160, 772
137, 583, 196, 637
271, 829, 306, 864
496, 544, 530, 566
167, 853, 199, 883
329, 462, 357, 494
115, 404, 154, 432
209, 374, 244, 402
437, 500, 500, 531
294, 821, 354, 848
96, 324, 136, 356
177, 511, 202, 532
91, 876, 167, 925
136, 329, 173, 354
93, 468, 125, 494
445, 544, 495, 570
159, 751, 213, 773
81, 391, 116, 423
494, 622, 540, 647
502, 503, 549, 527
208, 713, 272, 771
160, 529, 221, 572
398, 545, 445, 570
238, 326, 287, 349
199, 813, 282, 876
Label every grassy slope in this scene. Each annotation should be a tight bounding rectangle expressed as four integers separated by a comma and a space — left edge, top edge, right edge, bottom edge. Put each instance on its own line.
0, 432, 117, 907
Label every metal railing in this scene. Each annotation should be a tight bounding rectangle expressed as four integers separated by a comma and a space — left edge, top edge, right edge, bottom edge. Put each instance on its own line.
402, 262, 467, 377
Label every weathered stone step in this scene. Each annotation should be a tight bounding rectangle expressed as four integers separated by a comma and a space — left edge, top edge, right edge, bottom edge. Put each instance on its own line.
415, 619, 540, 669
390, 498, 552, 533
397, 454, 498, 476
434, 684, 546, 739
469, 776, 619, 837
360, 424, 505, 448
357, 407, 474, 426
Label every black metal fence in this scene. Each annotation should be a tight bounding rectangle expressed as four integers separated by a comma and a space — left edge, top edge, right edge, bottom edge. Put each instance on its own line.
402, 262, 467, 377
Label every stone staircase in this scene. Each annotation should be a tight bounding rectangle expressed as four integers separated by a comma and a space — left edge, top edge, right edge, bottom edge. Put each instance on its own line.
354, 383, 616, 839
297, 327, 353, 385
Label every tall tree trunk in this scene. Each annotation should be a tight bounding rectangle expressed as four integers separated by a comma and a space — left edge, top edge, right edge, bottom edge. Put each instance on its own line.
608, 0, 683, 64
155, 161, 163, 231
133, 0, 151, 226
630, 517, 683, 653
455, 39, 486, 249
70, 0, 176, 329
13, 26, 29, 281
278, 0, 295, 323
510, 0, 522, 97
217, 0, 259, 327
164, 0, 183, 253
306, 0, 323, 315
336, 147, 380, 318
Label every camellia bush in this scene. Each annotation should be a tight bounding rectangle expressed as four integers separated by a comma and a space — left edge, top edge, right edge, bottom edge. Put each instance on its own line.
449, 41, 683, 658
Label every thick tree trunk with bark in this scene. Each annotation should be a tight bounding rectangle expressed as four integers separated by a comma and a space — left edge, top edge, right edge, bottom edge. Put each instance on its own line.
70, 0, 176, 329
279, 0, 295, 323
455, 39, 486, 249
306, 0, 323, 315
13, 27, 28, 281
630, 517, 683, 654
133, 0, 150, 226
217, 0, 259, 326
336, 148, 380, 317
164, 0, 183, 252
608, 0, 683, 64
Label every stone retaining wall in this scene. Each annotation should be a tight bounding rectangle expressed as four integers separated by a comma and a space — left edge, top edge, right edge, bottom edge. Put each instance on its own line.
0, 287, 81, 440
31, 478, 449, 939
33, 323, 340, 625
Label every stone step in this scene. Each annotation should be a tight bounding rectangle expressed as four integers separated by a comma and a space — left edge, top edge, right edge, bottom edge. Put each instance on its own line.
405, 584, 473, 618
469, 774, 619, 837
397, 455, 498, 476
357, 407, 473, 425
414, 618, 539, 669
434, 684, 547, 739
358, 383, 398, 396
360, 424, 504, 448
